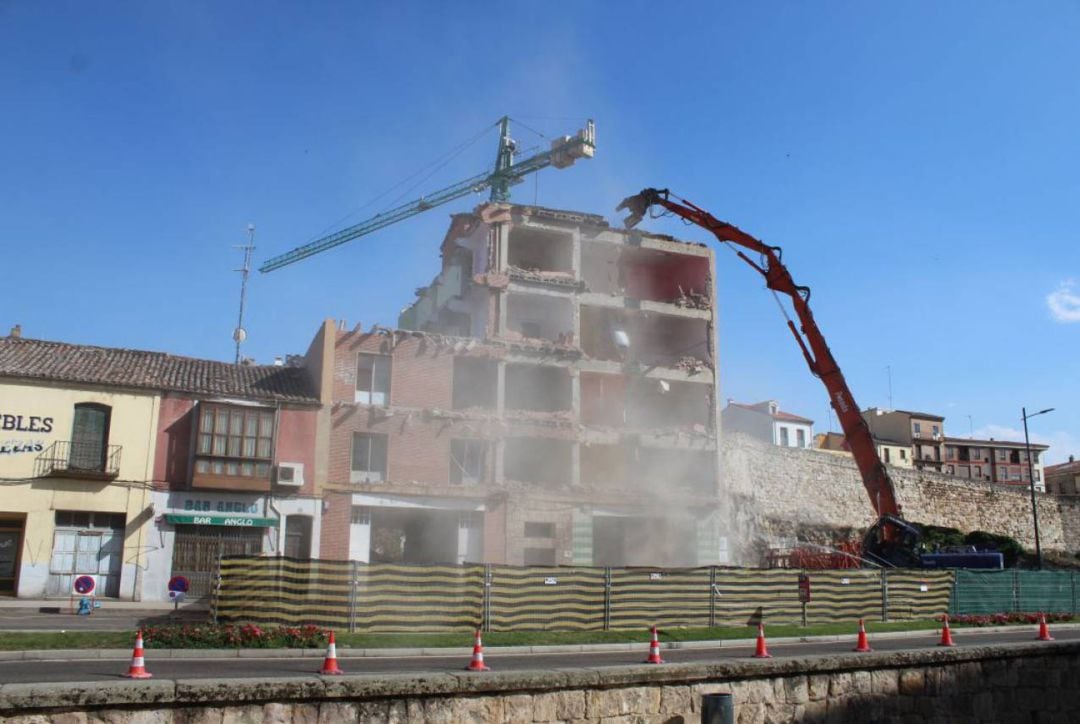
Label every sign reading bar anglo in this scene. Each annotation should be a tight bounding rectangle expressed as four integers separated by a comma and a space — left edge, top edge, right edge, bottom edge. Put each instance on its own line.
164, 513, 278, 528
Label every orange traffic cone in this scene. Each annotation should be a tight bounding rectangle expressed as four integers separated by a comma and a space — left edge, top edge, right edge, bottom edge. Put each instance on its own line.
122, 630, 153, 679
319, 630, 343, 675
753, 622, 771, 658
644, 625, 664, 664
938, 615, 956, 647
1036, 614, 1054, 642
465, 629, 490, 671
853, 619, 872, 652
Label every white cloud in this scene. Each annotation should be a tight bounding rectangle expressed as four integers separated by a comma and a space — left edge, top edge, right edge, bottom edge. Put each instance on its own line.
1047, 279, 1080, 323
969, 424, 1077, 465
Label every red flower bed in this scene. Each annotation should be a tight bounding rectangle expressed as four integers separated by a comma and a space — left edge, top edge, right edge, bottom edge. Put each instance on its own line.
141, 623, 328, 648
944, 612, 1074, 627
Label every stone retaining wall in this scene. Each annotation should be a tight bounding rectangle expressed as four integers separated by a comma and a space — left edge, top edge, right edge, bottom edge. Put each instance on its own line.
2, 642, 1077, 723
720, 433, 1080, 563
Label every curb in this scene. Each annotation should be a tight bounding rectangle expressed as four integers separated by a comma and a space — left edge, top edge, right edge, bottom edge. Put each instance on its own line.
1, 623, 1076, 662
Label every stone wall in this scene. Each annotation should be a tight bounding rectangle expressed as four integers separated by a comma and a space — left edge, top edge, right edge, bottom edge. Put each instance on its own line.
1, 643, 1077, 723
720, 433, 1080, 564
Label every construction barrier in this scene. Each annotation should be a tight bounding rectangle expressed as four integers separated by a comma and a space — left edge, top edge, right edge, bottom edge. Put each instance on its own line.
213, 557, 970, 632
950, 570, 1079, 616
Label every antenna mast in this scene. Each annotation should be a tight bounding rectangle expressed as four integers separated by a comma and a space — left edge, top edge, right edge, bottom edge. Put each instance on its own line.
233, 224, 256, 363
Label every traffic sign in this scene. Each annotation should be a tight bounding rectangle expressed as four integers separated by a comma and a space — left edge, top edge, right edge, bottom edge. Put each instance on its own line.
73, 575, 96, 595
167, 575, 190, 593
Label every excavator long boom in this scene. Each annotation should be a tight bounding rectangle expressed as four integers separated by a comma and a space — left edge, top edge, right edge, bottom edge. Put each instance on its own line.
618, 189, 918, 565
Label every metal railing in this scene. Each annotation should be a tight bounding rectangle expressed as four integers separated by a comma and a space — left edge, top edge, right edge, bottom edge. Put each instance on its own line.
35, 440, 121, 478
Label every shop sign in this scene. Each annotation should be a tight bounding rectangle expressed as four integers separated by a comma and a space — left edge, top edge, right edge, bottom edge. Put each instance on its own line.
181, 498, 259, 514
165, 513, 278, 527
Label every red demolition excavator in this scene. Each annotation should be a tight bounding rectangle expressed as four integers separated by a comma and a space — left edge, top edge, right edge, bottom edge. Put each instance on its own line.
617, 189, 923, 567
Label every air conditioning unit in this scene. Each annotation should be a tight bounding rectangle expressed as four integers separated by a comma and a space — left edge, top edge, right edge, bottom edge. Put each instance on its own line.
275, 462, 304, 487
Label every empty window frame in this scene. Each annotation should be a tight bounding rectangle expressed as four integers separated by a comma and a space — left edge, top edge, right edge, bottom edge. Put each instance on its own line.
779, 427, 789, 446
796, 429, 806, 448
356, 354, 391, 406
351, 433, 388, 483
524, 522, 555, 538
450, 439, 487, 485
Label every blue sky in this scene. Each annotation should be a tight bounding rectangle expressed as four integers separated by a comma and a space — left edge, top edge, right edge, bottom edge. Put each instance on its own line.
2, 3, 1077, 461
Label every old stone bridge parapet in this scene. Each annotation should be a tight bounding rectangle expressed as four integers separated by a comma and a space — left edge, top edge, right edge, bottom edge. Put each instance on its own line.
1, 642, 1078, 723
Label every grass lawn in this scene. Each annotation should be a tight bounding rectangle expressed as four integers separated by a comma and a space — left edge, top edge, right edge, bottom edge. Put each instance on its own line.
0, 619, 951, 651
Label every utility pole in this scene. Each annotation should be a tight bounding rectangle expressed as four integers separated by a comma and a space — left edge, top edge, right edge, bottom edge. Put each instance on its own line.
1022, 406, 1054, 570
234, 224, 256, 364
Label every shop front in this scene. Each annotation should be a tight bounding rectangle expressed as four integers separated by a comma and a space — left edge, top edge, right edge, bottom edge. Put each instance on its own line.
0, 514, 25, 596
144, 491, 279, 601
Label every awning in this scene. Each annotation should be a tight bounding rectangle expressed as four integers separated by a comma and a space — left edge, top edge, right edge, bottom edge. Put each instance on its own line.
164, 513, 278, 528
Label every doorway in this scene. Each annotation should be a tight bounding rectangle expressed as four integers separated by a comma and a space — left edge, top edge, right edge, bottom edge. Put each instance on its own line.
0, 515, 25, 596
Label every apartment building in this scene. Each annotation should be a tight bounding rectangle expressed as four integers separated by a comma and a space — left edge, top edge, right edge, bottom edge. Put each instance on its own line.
1046, 456, 1079, 495
317, 202, 724, 568
863, 409, 946, 471
814, 431, 913, 468
722, 401, 813, 449
942, 437, 1049, 491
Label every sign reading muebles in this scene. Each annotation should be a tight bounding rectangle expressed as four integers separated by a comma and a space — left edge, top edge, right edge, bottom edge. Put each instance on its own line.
164, 514, 278, 527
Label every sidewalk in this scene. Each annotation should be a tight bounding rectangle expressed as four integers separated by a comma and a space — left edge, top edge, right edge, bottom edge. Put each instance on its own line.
0, 599, 208, 632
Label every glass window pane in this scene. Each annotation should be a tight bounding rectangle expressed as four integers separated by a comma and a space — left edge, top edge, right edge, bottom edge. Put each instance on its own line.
373, 357, 391, 395
216, 411, 229, 431
241, 462, 254, 476
198, 434, 212, 454
259, 414, 274, 437
230, 414, 243, 436
357, 355, 374, 392
212, 460, 225, 474
196, 459, 210, 473
71, 512, 90, 528
202, 409, 214, 432
245, 415, 258, 436
255, 463, 269, 477
228, 436, 241, 457
243, 438, 256, 457
226, 462, 239, 476
213, 435, 227, 455
257, 439, 271, 458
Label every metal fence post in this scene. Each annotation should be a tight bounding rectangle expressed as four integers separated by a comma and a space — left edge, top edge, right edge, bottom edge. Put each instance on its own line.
211, 542, 223, 625
348, 561, 359, 634
881, 569, 889, 623
1012, 569, 1021, 612
950, 572, 959, 617
1072, 571, 1077, 615
483, 564, 493, 633
709, 566, 717, 628
603, 567, 612, 631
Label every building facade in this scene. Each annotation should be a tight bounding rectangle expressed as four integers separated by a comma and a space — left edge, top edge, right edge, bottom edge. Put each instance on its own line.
814, 431, 913, 468
942, 437, 1049, 491
0, 332, 322, 600
318, 202, 725, 568
1046, 456, 1080, 495
722, 401, 814, 449
863, 409, 946, 472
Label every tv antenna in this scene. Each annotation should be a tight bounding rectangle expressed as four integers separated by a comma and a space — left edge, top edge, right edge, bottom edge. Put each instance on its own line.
233, 224, 256, 363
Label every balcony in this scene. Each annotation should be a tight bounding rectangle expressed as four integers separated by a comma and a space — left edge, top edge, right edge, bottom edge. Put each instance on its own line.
35, 441, 121, 480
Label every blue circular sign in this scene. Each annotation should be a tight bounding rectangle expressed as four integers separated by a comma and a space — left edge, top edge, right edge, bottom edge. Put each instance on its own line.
73, 575, 96, 595
167, 575, 190, 593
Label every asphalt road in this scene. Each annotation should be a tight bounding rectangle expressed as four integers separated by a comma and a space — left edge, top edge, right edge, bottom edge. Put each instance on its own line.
1, 628, 1076, 685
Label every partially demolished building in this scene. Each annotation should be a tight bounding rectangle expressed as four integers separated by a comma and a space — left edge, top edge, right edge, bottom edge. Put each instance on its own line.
316, 203, 725, 567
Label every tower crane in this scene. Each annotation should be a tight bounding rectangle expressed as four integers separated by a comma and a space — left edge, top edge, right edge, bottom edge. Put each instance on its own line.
259, 117, 595, 273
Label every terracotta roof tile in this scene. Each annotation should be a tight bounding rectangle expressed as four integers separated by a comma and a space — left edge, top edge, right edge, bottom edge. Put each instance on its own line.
0, 337, 319, 404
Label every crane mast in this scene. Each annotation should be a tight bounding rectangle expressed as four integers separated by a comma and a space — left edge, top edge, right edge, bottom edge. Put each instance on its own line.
259, 117, 595, 273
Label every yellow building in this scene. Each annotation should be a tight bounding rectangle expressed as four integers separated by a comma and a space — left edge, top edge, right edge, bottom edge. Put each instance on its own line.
0, 353, 159, 599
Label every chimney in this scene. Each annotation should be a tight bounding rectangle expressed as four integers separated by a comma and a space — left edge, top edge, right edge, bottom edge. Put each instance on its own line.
1071, 455, 1075, 463
9, 324, 21, 338
273, 356, 284, 366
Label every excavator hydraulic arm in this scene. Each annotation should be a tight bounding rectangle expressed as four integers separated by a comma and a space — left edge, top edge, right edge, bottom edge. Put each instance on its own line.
617, 189, 918, 566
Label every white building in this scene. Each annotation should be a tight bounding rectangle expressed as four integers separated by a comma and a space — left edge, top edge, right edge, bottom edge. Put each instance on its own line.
722, 401, 814, 449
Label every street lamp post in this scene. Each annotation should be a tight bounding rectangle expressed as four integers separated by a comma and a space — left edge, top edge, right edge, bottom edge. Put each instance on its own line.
1022, 406, 1054, 570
